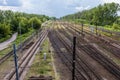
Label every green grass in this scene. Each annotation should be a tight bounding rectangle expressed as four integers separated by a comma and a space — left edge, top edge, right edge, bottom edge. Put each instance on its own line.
31, 53, 52, 75
0, 29, 35, 58
25, 38, 55, 79
13, 29, 35, 46
104, 27, 120, 32
70, 19, 120, 32
0, 46, 12, 58
0, 35, 11, 43
69, 20, 120, 40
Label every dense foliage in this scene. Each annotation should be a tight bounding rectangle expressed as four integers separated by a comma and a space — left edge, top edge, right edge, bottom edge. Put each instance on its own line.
61, 3, 120, 29
0, 23, 11, 38
0, 10, 49, 38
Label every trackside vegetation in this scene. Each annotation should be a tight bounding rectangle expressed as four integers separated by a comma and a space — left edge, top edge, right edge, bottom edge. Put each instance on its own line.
0, 10, 49, 42
61, 2, 120, 31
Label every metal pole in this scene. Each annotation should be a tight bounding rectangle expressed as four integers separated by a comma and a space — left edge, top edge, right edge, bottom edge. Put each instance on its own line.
96, 23, 98, 35
32, 21, 34, 29
13, 44, 19, 80
3, 11, 5, 23
81, 23, 83, 35
19, 23, 22, 49
72, 37, 76, 80
32, 22, 34, 38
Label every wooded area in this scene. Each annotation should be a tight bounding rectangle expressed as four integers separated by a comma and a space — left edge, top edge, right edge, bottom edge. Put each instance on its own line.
0, 10, 49, 39
61, 3, 120, 30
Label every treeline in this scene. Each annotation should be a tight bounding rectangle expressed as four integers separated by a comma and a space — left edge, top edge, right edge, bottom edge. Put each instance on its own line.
61, 3, 120, 29
0, 10, 49, 38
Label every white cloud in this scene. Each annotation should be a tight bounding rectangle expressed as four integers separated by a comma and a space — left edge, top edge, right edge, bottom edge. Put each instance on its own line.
75, 6, 90, 11
75, 6, 84, 11
0, 0, 24, 11
21, 0, 32, 8
85, 6, 90, 10
101, 0, 120, 4
0, 6, 15, 11
0, 0, 52, 15
64, 0, 78, 5
19, 0, 53, 15
0, 0, 119, 17
3, 0, 7, 5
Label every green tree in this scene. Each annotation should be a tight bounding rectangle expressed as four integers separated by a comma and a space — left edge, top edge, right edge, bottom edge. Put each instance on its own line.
0, 10, 49, 39
62, 2, 120, 26
112, 23, 120, 30
0, 23, 11, 38
19, 17, 29, 34
29, 17, 42, 29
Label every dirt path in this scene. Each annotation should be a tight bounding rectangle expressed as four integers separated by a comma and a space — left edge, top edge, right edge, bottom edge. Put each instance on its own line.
0, 33, 18, 51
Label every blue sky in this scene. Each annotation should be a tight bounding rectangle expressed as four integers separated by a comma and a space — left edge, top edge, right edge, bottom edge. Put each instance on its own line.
0, 0, 119, 18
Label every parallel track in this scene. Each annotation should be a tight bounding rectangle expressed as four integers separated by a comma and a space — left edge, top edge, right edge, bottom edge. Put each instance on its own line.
61, 23, 120, 79
49, 22, 120, 80
4, 29, 48, 80
63, 22, 120, 58
0, 31, 38, 65
49, 30, 103, 79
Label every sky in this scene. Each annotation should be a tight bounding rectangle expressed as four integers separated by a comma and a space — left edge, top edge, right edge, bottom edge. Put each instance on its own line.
0, 0, 120, 18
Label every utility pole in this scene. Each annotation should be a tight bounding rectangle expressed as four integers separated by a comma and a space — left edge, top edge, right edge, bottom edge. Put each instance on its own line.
81, 23, 83, 35
72, 37, 76, 80
32, 21, 34, 29
13, 44, 19, 80
19, 23, 22, 49
96, 23, 98, 35
32, 21, 34, 38
3, 11, 5, 23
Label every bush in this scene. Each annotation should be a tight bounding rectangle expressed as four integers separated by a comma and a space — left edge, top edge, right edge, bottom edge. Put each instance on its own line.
28, 17, 42, 29
19, 17, 29, 34
112, 23, 120, 30
0, 23, 11, 38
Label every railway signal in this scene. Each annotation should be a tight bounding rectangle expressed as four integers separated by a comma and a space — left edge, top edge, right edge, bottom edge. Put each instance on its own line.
90, 26, 95, 34
44, 53, 47, 60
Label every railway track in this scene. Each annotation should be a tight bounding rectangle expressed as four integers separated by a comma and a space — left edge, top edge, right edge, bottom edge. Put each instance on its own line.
62, 22, 120, 58
63, 22, 120, 44
0, 31, 38, 65
79, 45, 120, 79
50, 22, 120, 80
59, 23, 120, 78
4, 29, 48, 80
50, 30, 98, 80
49, 31, 83, 80
49, 29, 103, 79
55, 30, 103, 80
